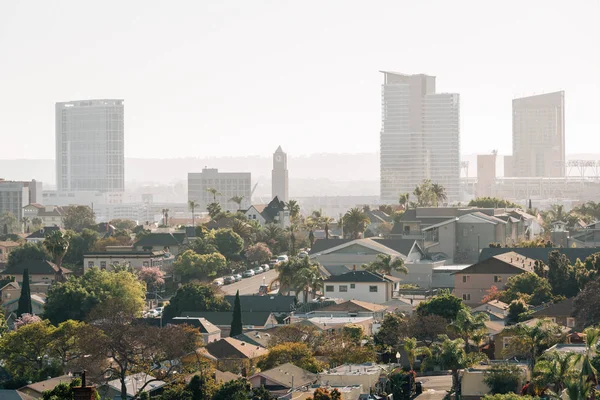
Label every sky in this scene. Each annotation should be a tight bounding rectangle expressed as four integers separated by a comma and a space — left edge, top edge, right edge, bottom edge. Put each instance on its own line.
1, 0, 598, 160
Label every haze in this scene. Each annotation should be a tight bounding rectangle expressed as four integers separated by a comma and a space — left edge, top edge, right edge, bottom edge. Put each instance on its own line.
1, 0, 599, 160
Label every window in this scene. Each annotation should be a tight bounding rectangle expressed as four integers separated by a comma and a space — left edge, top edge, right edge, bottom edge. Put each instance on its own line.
494, 276, 502, 283
339, 285, 348, 292
369, 286, 378, 292
88, 261, 94, 268
567, 318, 576, 328
350, 284, 355, 289
462, 275, 470, 283
404, 225, 411, 234
462, 293, 471, 301
100, 261, 106, 270
463, 228, 469, 237
325, 285, 334, 292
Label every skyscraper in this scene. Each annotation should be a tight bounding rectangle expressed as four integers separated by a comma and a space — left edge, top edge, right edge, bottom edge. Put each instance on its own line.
511, 91, 565, 177
272, 146, 289, 202
379, 72, 460, 203
55, 99, 124, 193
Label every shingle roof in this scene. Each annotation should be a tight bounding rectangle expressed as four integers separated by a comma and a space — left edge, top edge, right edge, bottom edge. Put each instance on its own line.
205, 337, 269, 359
134, 233, 184, 248
172, 317, 221, 334
310, 239, 354, 254
19, 375, 74, 395
531, 298, 575, 318
318, 299, 387, 313
234, 330, 271, 348
223, 295, 296, 313
372, 239, 421, 257
3, 260, 71, 275
178, 311, 275, 327
26, 226, 61, 239
324, 270, 398, 283
454, 253, 535, 275
479, 247, 600, 264
251, 363, 317, 389
261, 197, 286, 223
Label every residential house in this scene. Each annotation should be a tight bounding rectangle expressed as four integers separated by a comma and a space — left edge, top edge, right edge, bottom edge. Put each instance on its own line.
568, 221, 600, 248
197, 337, 269, 375
312, 300, 386, 319
234, 330, 272, 348
302, 316, 376, 336
178, 311, 278, 336
249, 363, 317, 395
0, 241, 21, 263
18, 375, 74, 398
493, 318, 571, 360
97, 373, 166, 399
0, 390, 34, 400
287, 385, 364, 400
323, 271, 399, 304
381, 298, 416, 315
431, 265, 469, 289
133, 232, 186, 256
461, 364, 529, 398
530, 298, 576, 328
454, 252, 537, 306
317, 364, 388, 392
22, 204, 65, 229
472, 300, 510, 316
0, 282, 20, 304
171, 317, 221, 344
223, 295, 297, 315
244, 196, 291, 228
2, 259, 71, 284
479, 247, 600, 264
83, 250, 174, 273
25, 226, 62, 244
310, 238, 443, 288
364, 209, 393, 235
4, 293, 46, 316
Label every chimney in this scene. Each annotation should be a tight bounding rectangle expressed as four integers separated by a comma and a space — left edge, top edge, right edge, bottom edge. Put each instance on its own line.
72, 371, 97, 400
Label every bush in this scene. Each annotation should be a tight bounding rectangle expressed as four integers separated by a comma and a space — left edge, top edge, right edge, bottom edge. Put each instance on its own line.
483, 364, 524, 394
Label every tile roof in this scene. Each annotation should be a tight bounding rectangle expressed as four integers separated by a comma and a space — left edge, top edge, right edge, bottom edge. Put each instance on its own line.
531, 298, 575, 318
0, 241, 21, 247
134, 233, 184, 248
223, 295, 297, 313
3, 260, 71, 276
26, 226, 61, 239
205, 337, 269, 359
479, 247, 600, 265
178, 311, 275, 327
318, 300, 387, 313
251, 363, 317, 389
324, 270, 398, 283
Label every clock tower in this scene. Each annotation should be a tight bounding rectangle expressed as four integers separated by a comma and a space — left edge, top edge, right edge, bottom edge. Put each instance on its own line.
272, 146, 289, 202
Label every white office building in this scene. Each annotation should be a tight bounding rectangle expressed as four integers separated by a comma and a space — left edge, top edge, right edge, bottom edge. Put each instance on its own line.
380, 72, 460, 203
55, 99, 124, 193
188, 169, 251, 213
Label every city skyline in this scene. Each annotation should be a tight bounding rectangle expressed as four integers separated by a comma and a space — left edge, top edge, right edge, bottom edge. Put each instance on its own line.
1, 0, 598, 160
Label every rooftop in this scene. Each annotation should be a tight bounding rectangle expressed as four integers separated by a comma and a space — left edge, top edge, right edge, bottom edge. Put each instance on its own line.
307, 316, 373, 325
324, 270, 399, 283
318, 300, 387, 313
251, 363, 317, 388
320, 363, 386, 376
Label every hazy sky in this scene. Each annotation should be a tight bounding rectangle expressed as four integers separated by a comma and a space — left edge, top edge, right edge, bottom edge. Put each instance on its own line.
1, 0, 598, 160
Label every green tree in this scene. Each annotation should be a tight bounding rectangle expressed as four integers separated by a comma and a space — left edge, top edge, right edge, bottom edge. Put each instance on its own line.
188, 200, 198, 227
42, 377, 100, 400
573, 277, 600, 328
17, 268, 32, 317
448, 308, 489, 353
214, 228, 244, 259
534, 350, 578, 394
506, 299, 529, 325
293, 262, 323, 302
431, 183, 447, 207
44, 268, 146, 324
21, 216, 30, 233
257, 342, 326, 373
375, 313, 406, 348
187, 236, 218, 255
499, 272, 553, 306
43, 230, 70, 279
207, 202, 223, 219
212, 379, 253, 400
468, 197, 522, 209
162, 283, 230, 320
398, 193, 410, 209
416, 290, 467, 321
229, 195, 244, 211
308, 387, 342, 400
50, 319, 87, 370
62, 206, 95, 232
342, 207, 370, 239
286, 200, 300, 222
580, 326, 599, 396
484, 363, 524, 394
547, 250, 578, 298
206, 188, 221, 203
6, 242, 48, 268
62, 229, 98, 269
502, 319, 565, 370
230, 290, 243, 337
365, 254, 408, 276
0, 212, 19, 234
173, 250, 227, 282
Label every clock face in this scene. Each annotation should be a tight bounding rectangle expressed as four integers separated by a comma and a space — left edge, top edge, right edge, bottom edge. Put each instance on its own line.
275, 155, 283, 162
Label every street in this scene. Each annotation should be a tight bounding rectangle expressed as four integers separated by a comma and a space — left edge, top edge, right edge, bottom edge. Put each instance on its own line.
220, 269, 278, 295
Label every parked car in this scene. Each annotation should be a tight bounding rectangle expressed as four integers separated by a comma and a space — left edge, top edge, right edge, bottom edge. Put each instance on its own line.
269, 259, 278, 266
212, 278, 224, 287
261, 264, 270, 271
233, 274, 243, 282
277, 255, 289, 263
298, 251, 309, 258
243, 269, 255, 278
223, 276, 236, 285
253, 266, 264, 274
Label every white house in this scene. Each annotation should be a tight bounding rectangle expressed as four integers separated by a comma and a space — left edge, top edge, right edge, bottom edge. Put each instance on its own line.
244, 196, 290, 228
23, 204, 65, 229
322, 270, 399, 304
84, 249, 174, 272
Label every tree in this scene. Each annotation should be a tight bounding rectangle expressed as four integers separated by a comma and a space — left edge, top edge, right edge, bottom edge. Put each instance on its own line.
506, 299, 529, 325
0, 212, 19, 234
342, 207, 370, 239
63, 206, 95, 232
502, 319, 565, 370
258, 224, 287, 255
413, 180, 437, 207
286, 223, 298, 256
403, 338, 418, 370
42, 378, 100, 400
14, 313, 42, 329
44, 268, 146, 324
251, 385, 277, 400
573, 277, 600, 328
230, 290, 243, 337
214, 228, 244, 259
416, 290, 467, 321
31, 217, 43, 230
212, 378, 252, 400
109, 219, 137, 231
580, 326, 599, 397
17, 268, 32, 317
207, 203, 222, 219
138, 267, 165, 292
207, 188, 221, 203
398, 193, 410, 209
375, 313, 406, 348
468, 197, 522, 209
173, 250, 227, 282
50, 319, 88, 370
293, 263, 323, 302
62, 229, 98, 269
257, 342, 326, 373
43, 230, 70, 280
272, 257, 323, 298
318, 332, 376, 365
229, 196, 244, 211
268, 324, 323, 351
431, 183, 447, 207
365, 254, 408, 276
286, 200, 300, 222
6, 242, 48, 268
187, 235, 218, 255
188, 200, 198, 227
534, 350, 578, 394
484, 364, 525, 395
499, 272, 553, 306
21, 216, 30, 233
448, 308, 489, 353
547, 250, 578, 298
308, 388, 342, 400
163, 283, 230, 320
245, 242, 272, 264
408, 314, 449, 347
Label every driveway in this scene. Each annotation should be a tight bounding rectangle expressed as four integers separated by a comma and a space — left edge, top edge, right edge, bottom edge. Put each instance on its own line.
221, 269, 278, 295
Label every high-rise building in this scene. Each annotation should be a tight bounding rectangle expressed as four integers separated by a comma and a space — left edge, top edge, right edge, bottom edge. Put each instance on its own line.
0, 179, 42, 227
188, 168, 251, 213
272, 146, 289, 202
380, 72, 460, 203
512, 91, 565, 177
56, 99, 125, 193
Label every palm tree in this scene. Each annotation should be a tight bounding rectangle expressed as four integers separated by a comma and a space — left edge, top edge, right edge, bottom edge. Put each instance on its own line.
565, 377, 592, 400
206, 188, 221, 203
342, 208, 370, 239
503, 319, 565, 370
161, 208, 170, 226
286, 224, 298, 256
31, 217, 42, 230
448, 309, 489, 353
581, 326, 599, 398
43, 230, 70, 282
304, 219, 317, 247
21, 217, 30, 233
230, 195, 244, 211
286, 200, 300, 222
293, 263, 323, 303
231, 219, 253, 244
398, 193, 410, 209
365, 254, 408, 276
534, 351, 578, 394
272, 259, 296, 295
431, 183, 447, 207
188, 200, 198, 227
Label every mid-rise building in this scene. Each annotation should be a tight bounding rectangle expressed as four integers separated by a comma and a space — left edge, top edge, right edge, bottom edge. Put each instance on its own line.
0, 179, 42, 225
511, 91, 565, 177
380, 72, 460, 203
188, 168, 251, 213
477, 154, 497, 197
271, 146, 289, 202
55, 99, 125, 193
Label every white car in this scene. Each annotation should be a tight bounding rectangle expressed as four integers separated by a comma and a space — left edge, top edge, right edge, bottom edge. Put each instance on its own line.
298, 251, 309, 258
276, 255, 289, 263
261, 264, 270, 271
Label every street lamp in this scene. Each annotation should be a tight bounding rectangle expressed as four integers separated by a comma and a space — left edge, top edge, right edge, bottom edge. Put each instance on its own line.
396, 352, 401, 364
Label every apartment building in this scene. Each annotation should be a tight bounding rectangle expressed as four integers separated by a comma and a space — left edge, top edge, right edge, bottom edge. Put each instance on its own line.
188, 168, 251, 213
